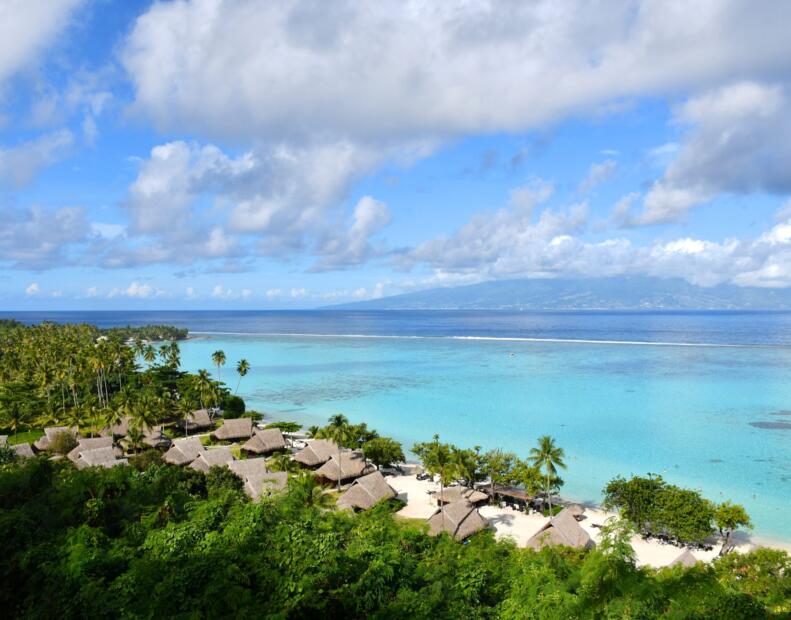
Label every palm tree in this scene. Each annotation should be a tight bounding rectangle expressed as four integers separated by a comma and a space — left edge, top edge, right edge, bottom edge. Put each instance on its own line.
287, 472, 335, 509
212, 350, 226, 382
268, 452, 298, 473
143, 344, 157, 367
306, 425, 320, 438
323, 414, 351, 492
235, 359, 250, 394
417, 435, 457, 529
529, 435, 567, 518
195, 370, 214, 412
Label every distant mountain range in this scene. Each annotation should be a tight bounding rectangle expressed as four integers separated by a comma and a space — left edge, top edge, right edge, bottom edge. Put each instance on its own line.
329, 277, 791, 310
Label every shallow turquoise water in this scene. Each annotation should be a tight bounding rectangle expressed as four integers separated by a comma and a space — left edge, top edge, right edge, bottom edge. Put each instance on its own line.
180, 332, 791, 542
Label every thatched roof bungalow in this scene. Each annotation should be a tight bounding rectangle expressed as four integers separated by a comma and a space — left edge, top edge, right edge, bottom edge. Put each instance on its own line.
212, 418, 253, 441
669, 549, 698, 567
227, 457, 269, 479
337, 471, 397, 511
142, 427, 172, 450
315, 450, 374, 483
525, 508, 594, 550
431, 486, 489, 506
245, 472, 288, 500
242, 428, 286, 455
427, 499, 489, 541
101, 416, 131, 439
293, 439, 339, 468
74, 446, 127, 470
190, 447, 234, 473
34, 426, 79, 451
179, 409, 213, 433
12, 442, 35, 458
163, 437, 205, 465
67, 437, 118, 463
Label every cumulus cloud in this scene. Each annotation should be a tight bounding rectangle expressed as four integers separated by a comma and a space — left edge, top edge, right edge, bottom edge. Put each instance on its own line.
638, 82, 791, 224
25, 282, 40, 296
122, 1, 791, 145
0, 0, 84, 86
0, 130, 74, 187
312, 196, 391, 271
579, 160, 617, 194
0, 204, 89, 269
108, 281, 156, 299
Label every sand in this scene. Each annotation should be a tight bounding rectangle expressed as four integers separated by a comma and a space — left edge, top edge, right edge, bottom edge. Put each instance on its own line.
385, 473, 791, 568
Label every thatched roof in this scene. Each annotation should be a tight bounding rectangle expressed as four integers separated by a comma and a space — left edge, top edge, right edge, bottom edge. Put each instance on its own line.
179, 409, 213, 432
67, 437, 116, 463
669, 549, 698, 567
190, 447, 234, 473
163, 437, 204, 465
566, 503, 586, 518
75, 447, 127, 470
212, 418, 253, 441
431, 486, 489, 505
101, 416, 131, 438
242, 428, 286, 454
0, 435, 7, 447
315, 450, 373, 482
525, 509, 594, 550
12, 442, 35, 458
337, 471, 397, 511
228, 457, 269, 479
245, 472, 288, 500
492, 484, 533, 501
34, 426, 78, 451
294, 439, 339, 467
427, 499, 489, 541
142, 427, 172, 449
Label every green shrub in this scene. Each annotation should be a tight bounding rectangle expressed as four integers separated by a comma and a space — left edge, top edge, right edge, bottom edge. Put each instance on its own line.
222, 394, 246, 418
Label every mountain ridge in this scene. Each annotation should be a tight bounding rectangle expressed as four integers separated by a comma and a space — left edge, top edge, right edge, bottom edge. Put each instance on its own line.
328, 277, 791, 310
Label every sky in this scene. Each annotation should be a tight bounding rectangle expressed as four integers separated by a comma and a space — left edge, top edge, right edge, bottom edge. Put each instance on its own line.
3, 0, 791, 309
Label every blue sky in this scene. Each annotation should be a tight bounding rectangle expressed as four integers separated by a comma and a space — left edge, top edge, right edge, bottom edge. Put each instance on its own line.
3, 0, 791, 309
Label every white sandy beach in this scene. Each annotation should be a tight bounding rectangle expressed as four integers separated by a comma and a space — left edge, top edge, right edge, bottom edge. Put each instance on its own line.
386, 474, 791, 568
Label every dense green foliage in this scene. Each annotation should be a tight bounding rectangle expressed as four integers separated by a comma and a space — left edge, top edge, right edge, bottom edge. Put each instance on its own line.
0, 457, 788, 618
0, 322, 227, 438
603, 474, 749, 549
100, 325, 189, 342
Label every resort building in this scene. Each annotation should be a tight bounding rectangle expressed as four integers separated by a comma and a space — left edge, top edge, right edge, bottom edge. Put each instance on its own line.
163, 437, 205, 466
74, 446, 128, 470
212, 418, 254, 442
431, 486, 489, 506
34, 426, 79, 451
67, 437, 118, 463
178, 409, 213, 433
245, 472, 288, 500
12, 443, 35, 458
189, 446, 234, 473
337, 471, 397, 511
670, 549, 699, 567
427, 499, 489, 541
227, 457, 269, 479
525, 508, 594, 550
293, 439, 339, 468
241, 428, 287, 455
315, 450, 374, 484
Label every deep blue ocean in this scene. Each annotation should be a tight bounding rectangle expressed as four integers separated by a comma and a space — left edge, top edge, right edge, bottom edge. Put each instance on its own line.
4, 310, 791, 541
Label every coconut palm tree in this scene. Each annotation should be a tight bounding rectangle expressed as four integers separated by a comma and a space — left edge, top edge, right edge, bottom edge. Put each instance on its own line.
529, 435, 567, 517
287, 472, 335, 509
143, 344, 157, 367
323, 414, 351, 492
235, 358, 250, 394
212, 350, 226, 382
268, 452, 298, 473
414, 434, 457, 529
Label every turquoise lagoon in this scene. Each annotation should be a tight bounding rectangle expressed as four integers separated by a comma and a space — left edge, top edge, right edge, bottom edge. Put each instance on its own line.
179, 331, 791, 542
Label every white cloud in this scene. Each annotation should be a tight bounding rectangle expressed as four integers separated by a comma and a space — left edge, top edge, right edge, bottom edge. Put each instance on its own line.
290, 287, 308, 299
25, 282, 40, 296
0, 0, 84, 86
579, 160, 617, 194
638, 82, 791, 224
122, 1, 791, 146
0, 130, 73, 187
265, 288, 282, 300
108, 281, 158, 299
313, 195, 391, 271
85, 286, 98, 297
0, 204, 89, 269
